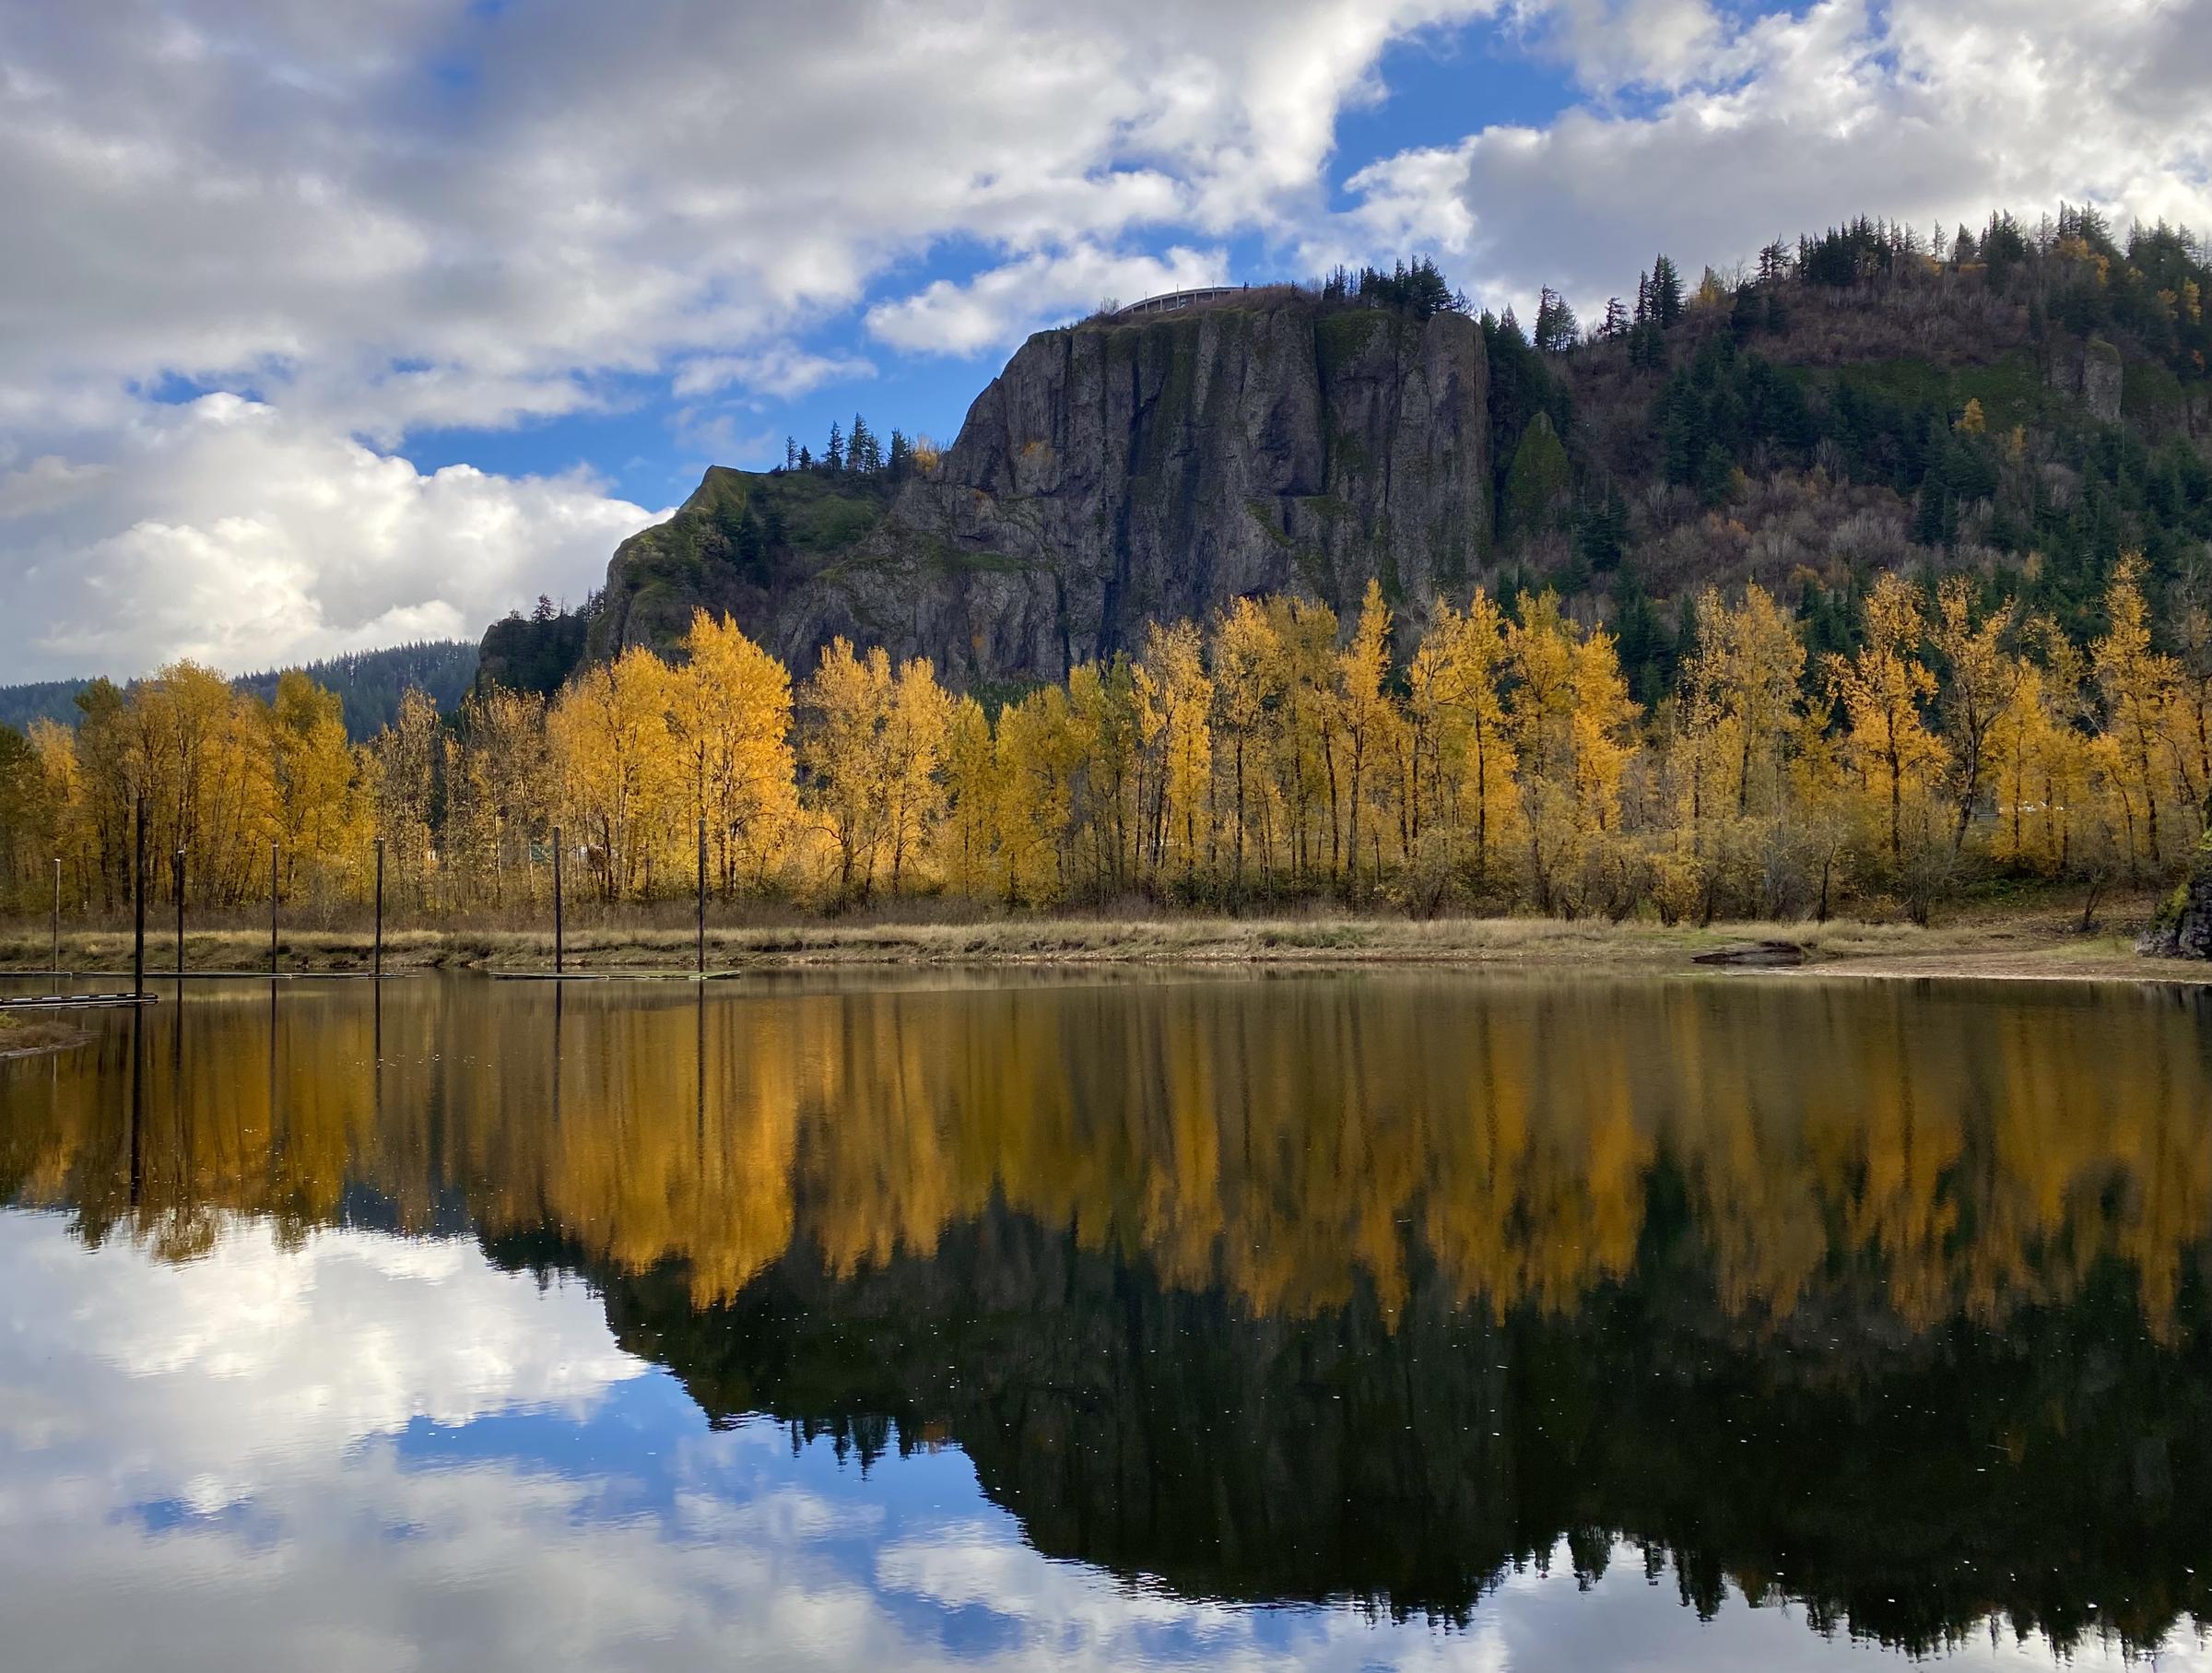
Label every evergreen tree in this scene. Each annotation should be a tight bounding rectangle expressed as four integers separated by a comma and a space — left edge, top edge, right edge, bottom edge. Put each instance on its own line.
1504, 414, 1573, 542
1575, 483, 1629, 571
1534, 287, 1581, 353
849, 412, 879, 473
1609, 568, 1672, 709
825, 422, 844, 472
1651, 255, 1685, 327
1729, 283, 1761, 343
1674, 589, 1702, 685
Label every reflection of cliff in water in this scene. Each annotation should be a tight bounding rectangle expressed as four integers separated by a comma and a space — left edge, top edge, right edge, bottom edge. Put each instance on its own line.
6, 973, 2212, 1652
495, 1191, 2212, 1657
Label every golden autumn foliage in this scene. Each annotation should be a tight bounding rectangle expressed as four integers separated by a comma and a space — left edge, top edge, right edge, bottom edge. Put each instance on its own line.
6, 562, 2208, 922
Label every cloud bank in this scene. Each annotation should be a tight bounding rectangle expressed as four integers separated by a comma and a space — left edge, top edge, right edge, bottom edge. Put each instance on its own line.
0, 0, 2206, 680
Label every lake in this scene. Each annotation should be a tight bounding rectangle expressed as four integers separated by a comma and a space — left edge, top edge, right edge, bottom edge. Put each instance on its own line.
1, 971, 2208, 1670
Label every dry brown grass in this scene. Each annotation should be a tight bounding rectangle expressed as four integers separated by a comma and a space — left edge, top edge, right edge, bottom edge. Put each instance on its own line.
2, 895, 2199, 984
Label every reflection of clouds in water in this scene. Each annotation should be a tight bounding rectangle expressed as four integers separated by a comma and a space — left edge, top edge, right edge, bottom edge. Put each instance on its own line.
0, 1209, 2200, 1673
0, 1210, 641, 1488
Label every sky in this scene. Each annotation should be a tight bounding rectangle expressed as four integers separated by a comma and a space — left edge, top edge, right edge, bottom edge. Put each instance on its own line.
2, 0, 2208, 684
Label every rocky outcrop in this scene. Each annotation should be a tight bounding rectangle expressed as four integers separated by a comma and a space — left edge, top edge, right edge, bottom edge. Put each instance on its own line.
582, 295, 1489, 686
2147, 841, 2212, 958
2051, 334, 2124, 424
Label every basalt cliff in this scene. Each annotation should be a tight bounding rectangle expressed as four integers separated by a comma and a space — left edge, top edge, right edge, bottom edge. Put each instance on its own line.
487, 293, 1490, 691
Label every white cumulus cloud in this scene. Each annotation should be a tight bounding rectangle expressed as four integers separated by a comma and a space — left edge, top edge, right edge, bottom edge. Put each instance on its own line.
1341, 0, 2212, 319
6, 395, 656, 680
865, 244, 1234, 357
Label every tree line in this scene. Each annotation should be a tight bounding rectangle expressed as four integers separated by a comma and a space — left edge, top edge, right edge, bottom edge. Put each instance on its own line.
779, 411, 939, 479
1526, 206, 2209, 387
5, 554, 2208, 925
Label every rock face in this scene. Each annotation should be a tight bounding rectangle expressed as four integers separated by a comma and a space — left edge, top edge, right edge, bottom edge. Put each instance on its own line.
2051, 334, 2124, 424
2148, 842, 2212, 958
582, 295, 1489, 686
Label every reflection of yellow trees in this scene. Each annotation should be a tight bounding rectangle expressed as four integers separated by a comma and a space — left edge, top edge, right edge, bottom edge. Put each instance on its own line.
531, 999, 800, 1304
6, 980, 2209, 1337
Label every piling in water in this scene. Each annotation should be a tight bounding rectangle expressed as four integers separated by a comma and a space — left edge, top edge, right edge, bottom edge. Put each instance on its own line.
373, 838, 385, 979
132, 800, 146, 998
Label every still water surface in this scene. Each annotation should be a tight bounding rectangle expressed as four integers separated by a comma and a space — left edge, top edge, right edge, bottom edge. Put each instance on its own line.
2, 972, 2209, 1670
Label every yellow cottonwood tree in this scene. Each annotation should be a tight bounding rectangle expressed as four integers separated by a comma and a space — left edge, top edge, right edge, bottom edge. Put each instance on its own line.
936, 695, 999, 896
1507, 593, 1638, 912
1265, 597, 1340, 886
1209, 598, 1282, 897
2092, 552, 2177, 868
453, 686, 552, 905
995, 685, 1085, 904
269, 670, 363, 898
366, 687, 441, 906
1334, 580, 1394, 892
1989, 632, 2091, 876
1929, 578, 2023, 853
1139, 620, 1213, 886
548, 649, 678, 901
1406, 589, 1517, 887
676, 611, 798, 894
880, 656, 955, 893
1824, 574, 1947, 866
798, 638, 891, 901
131, 661, 277, 905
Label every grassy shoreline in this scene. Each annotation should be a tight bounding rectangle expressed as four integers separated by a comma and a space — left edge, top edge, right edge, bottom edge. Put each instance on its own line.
2, 896, 2202, 985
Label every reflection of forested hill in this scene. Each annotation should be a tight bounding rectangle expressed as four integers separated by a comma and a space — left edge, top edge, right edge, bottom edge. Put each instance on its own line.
527, 1201, 2212, 1655
6, 975, 2212, 1651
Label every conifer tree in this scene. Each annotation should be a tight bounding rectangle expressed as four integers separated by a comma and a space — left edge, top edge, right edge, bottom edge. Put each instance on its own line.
1650, 255, 1685, 327
1534, 288, 1581, 352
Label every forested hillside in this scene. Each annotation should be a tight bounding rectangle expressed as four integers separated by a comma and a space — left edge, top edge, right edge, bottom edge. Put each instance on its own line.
232, 641, 478, 738
0, 641, 477, 744
0, 680, 92, 734
1520, 207, 2211, 707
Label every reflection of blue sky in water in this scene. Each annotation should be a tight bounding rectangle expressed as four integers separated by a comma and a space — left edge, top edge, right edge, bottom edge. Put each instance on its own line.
0, 1210, 2197, 1673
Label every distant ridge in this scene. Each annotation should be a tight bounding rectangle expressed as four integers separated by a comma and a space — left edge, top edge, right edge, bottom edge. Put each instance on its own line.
0, 640, 478, 743
0, 679, 93, 735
